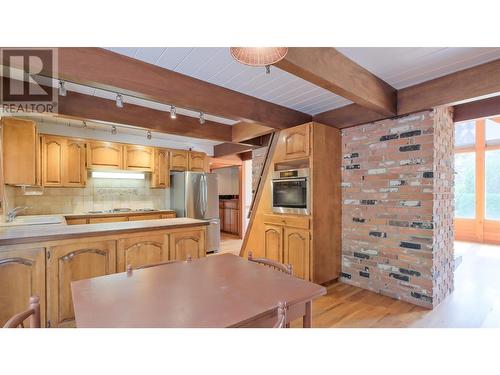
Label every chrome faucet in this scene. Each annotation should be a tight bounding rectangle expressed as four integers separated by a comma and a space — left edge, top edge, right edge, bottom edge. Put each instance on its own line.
6, 206, 28, 223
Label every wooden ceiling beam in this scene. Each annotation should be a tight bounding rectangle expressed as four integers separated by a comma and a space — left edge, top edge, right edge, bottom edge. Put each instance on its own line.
276, 47, 397, 116
22, 48, 310, 130
313, 103, 388, 129
213, 142, 258, 158
453, 95, 500, 123
398, 59, 500, 115
231, 122, 274, 143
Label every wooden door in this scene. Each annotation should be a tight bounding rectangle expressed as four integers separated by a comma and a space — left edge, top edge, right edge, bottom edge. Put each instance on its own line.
151, 148, 169, 188
0, 248, 46, 327
283, 227, 310, 280
278, 124, 310, 161
87, 141, 123, 169
263, 224, 283, 263
124, 145, 153, 171
170, 150, 188, 171
188, 151, 207, 172
41, 135, 64, 186
117, 234, 168, 272
47, 240, 116, 328
169, 229, 205, 260
64, 139, 87, 187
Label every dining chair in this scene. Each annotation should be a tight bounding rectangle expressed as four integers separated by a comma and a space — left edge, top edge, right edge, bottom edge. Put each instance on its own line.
248, 251, 293, 275
273, 301, 288, 328
3, 296, 41, 328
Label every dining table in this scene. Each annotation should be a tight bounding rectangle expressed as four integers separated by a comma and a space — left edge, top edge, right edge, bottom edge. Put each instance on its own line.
71, 253, 327, 328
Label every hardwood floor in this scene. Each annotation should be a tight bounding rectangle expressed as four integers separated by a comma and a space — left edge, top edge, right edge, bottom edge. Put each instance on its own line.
290, 241, 500, 328
217, 233, 243, 256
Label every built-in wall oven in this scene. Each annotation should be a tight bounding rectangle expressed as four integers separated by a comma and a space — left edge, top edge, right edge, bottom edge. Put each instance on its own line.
271, 168, 310, 215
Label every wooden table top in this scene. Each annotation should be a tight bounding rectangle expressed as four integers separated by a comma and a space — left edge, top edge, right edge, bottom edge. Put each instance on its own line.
71, 253, 326, 328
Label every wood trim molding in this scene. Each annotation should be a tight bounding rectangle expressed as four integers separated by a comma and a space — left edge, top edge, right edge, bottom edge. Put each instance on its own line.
276, 48, 397, 116
15, 48, 311, 129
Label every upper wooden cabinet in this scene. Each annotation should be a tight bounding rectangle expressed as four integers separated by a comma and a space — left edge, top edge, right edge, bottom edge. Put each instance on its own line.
151, 148, 170, 188
276, 123, 311, 161
0, 248, 46, 327
124, 145, 153, 172
188, 151, 208, 172
46, 240, 116, 328
1, 117, 41, 186
41, 135, 87, 187
87, 141, 124, 169
170, 150, 188, 171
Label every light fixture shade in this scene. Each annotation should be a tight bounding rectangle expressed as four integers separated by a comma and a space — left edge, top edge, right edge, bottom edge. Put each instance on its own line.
230, 47, 288, 67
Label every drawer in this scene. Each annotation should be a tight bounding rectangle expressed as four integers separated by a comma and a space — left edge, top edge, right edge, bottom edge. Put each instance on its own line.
88, 216, 128, 224
223, 200, 239, 209
65, 218, 88, 225
129, 214, 162, 221
263, 214, 310, 229
161, 212, 176, 219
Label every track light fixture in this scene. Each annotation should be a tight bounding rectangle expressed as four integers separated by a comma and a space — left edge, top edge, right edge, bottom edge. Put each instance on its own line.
170, 105, 177, 119
58, 80, 67, 96
199, 112, 205, 125
115, 94, 124, 108
147, 131, 152, 140
111, 125, 117, 135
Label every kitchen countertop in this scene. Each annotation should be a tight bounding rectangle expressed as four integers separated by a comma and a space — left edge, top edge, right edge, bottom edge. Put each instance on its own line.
0, 217, 208, 247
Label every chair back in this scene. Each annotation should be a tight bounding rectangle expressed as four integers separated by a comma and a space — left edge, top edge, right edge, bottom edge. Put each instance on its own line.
248, 251, 293, 275
3, 296, 41, 328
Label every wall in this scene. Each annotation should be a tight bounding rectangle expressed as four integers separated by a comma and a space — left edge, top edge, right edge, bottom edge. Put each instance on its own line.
4, 174, 168, 215
341, 108, 454, 308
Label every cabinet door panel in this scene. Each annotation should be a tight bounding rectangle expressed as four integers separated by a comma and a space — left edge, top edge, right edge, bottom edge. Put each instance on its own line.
65, 139, 87, 186
117, 234, 168, 272
277, 124, 310, 161
47, 241, 116, 328
88, 141, 123, 169
188, 151, 207, 172
170, 150, 188, 171
151, 149, 169, 188
124, 145, 153, 171
230, 209, 239, 234
283, 227, 310, 280
0, 248, 45, 327
169, 229, 205, 261
263, 224, 283, 263
42, 136, 63, 186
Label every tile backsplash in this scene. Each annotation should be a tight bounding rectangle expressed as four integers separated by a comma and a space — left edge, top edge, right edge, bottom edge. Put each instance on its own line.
4, 173, 168, 215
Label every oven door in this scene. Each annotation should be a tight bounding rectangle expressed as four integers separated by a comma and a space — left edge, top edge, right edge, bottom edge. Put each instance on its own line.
272, 178, 310, 215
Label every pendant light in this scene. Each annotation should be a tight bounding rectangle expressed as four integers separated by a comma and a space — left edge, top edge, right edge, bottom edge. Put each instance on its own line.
230, 48, 288, 70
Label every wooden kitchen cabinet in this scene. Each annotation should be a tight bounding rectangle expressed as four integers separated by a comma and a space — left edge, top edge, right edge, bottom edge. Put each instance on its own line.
87, 141, 123, 169
170, 150, 188, 171
2, 117, 41, 186
276, 123, 311, 161
151, 148, 170, 188
188, 151, 208, 172
160, 212, 176, 219
0, 248, 46, 327
46, 240, 116, 328
169, 229, 205, 261
129, 214, 162, 221
117, 234, 168, 272
220, 200, 240, 235
124, 145, 153, 172
88, 216, 128, 224
263, 224, 283, 263
283, 227, 310, 281
41, 135, 87, 187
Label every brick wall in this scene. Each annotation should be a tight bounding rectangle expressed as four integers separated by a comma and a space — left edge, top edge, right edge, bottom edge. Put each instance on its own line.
341, 108, 454, 308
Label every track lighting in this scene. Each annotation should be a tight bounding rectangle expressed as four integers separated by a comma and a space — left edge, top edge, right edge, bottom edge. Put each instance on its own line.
58, 80, 67, 96
265, 65, 271, 74
115, 94, 124, 108
111, 125, 117, 135
170, 105, 177, 119
199, 112, 205, 125
147, 131, 152, 140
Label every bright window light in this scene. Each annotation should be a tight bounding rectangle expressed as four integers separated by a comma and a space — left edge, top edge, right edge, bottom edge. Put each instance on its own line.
91, 171, 145, 180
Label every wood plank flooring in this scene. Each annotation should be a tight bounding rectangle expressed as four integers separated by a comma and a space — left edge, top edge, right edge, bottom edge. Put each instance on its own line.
289, 241, 500, 328
217, 233, 243, 256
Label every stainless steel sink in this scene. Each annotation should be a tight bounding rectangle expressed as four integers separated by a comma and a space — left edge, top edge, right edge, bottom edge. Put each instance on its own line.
1, 216, 63, 226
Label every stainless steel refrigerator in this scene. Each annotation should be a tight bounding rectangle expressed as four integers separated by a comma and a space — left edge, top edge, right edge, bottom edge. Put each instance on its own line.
170, 172, 220, 253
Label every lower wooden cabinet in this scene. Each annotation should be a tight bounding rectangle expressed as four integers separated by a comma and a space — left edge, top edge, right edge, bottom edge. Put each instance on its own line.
169, 229, 205, 260
46, 240, 116, 328
117, 234, 168, 272
262, 221, 311, 280
283, 227, 310, 280
0, 248, 46, 327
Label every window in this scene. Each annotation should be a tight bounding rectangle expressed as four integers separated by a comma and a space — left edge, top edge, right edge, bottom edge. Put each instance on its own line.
486, 150, 500, 220
455, 121, 476, 148
454, 152, 476, 218
486, 118, 500, 145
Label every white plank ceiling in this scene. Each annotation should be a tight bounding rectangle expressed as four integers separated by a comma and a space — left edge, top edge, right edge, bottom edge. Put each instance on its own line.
106, 47, 500, 115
